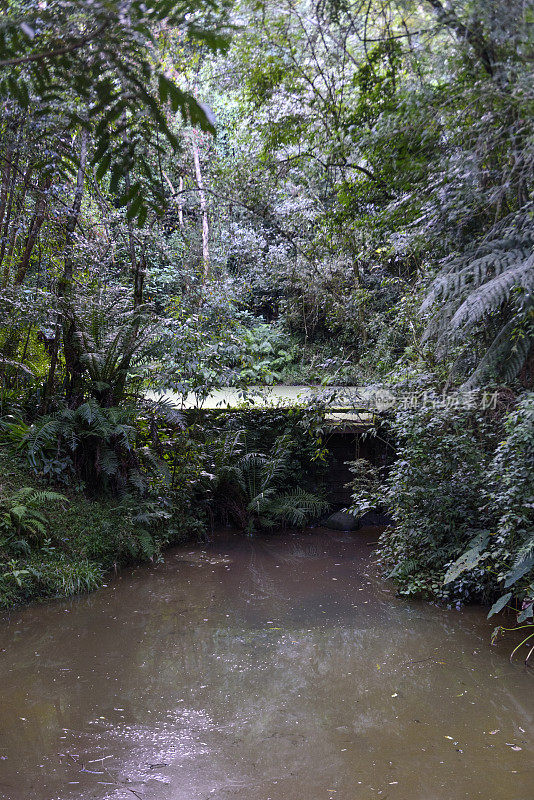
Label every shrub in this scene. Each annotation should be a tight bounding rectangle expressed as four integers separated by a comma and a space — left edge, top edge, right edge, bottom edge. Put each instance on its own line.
445, 393, 534, 620
375, 391, 534, 631
3, 400, 161, 494
375, 396, 500, 602
0, 487, 66, 558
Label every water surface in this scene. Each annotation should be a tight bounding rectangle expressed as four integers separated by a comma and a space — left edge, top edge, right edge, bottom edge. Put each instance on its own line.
0, 529, 532, 799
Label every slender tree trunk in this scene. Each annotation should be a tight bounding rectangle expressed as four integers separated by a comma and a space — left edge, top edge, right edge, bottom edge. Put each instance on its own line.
43, 328, 61, 412
62, 128, 88, 404
123, 168, 145, 310
519, 343, 534, 389
178, 175, 184, 229
0, 153, 22, 286
0, 137, 16, 234
192, 139, 210, 283
424, 0, 496, 78
13, 173, 52, 286
133, 250, 145, 310
44, 129, 88, 409
163, 171, 185, 230
107, 166, 146, 407
0, 162, 42, 362
1, 163, 33, 274
63, 129, 88, 284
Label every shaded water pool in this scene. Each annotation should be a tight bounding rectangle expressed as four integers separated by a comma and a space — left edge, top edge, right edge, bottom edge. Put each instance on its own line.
0, 528, 532, 800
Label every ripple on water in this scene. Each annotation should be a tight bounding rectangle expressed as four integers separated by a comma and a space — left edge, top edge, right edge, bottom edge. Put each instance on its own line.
0, 528, 532, 800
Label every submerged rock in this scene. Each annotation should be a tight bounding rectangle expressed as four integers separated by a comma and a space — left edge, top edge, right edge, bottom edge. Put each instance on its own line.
322, 511, 361, 531
358, 510, 394, 527
322, 509, 394, 531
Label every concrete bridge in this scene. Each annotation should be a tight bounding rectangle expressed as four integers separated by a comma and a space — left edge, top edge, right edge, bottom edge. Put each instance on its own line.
149, 384, 394, 427
150, 385, 393, 503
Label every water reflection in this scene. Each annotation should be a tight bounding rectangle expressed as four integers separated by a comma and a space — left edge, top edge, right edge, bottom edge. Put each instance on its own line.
0, 529, 532, 800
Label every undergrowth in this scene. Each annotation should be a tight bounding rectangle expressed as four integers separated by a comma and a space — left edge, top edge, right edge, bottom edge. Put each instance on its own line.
0, 447, 194, 609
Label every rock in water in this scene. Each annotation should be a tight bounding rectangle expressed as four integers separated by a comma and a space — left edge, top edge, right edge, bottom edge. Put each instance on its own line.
358, 510, 394, 526
323, 511, 361, 531
322, 509, 394, 531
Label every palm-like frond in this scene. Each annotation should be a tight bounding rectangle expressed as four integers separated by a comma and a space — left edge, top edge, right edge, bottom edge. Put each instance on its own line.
10, 489, 66, 506
141, 395, 185, 427
200, 429, 327, 532
446, 255, 534, 337
68, 296, 158, 405
463, 311, 534, 388
0, 487, 66, 545
422, 203, 534, 384
3, 401, 148, 493
256, 488, 329, 528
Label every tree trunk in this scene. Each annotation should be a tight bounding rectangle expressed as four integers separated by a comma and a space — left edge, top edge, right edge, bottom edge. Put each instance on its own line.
192, 139, 210, 283
0, 136, 16, 234
0, 153, 25, 287
105, 167, 147, 407
519, 343, 534, 389
13, 173, 52, 286
44, 128, 88, 409
424, 0, 496, 78
123, 166, 145, 310
62, 128, 88, 405
0, 163, 40, 362
178, 175, 184, 229
63, 129, 88, 283
163, 171, 185, 230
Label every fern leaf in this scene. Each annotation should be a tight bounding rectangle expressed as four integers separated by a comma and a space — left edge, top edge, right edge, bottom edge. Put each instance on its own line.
447, 254, 534, 335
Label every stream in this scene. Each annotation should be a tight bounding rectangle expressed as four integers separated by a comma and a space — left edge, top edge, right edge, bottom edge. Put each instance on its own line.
0, 528, 532, 800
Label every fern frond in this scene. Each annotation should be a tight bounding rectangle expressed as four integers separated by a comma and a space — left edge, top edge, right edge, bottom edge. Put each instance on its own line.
446, 254, 534, 337
421, 199, 534, 384
141, 396, 185, 426
98, 448, 119, 476
424, 247, 531, 310
462, 311, 533, 388
259, 489, 329, 527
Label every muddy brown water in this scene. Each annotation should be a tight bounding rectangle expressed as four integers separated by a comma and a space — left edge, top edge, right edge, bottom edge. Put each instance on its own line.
0, 528, 532, 800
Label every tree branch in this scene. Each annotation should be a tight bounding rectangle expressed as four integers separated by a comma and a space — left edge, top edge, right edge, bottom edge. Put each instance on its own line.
0, 22, 109, 68
424, 0, 495, 77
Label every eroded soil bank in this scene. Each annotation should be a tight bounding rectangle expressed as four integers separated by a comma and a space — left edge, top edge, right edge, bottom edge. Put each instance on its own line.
0, 528, 532, 800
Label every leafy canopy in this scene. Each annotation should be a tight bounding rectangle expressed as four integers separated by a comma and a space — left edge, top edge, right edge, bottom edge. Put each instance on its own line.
0, 0, 231, 220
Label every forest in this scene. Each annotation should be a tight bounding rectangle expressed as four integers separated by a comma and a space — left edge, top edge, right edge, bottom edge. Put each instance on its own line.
0, 0, 532, 641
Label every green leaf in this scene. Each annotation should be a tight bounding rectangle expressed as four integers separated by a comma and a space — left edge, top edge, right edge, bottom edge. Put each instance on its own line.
137, 205, 148, 227
487, 592, 512, 618
443, 532, 490, 585
517, 604, 534, 623
158, 74, 170, 104
7, 76, 29, 107
109, 164, 122, 195
117, 180, 141, 209
126, 194, 143, 221
504, 553, 534, 588
95, 153, 112, 181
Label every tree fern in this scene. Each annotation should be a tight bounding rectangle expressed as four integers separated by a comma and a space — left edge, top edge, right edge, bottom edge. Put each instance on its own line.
447, 256, 534, 335
422, 203, 534, 384
3, 401, 154, 493
69, 296, 158, 406
463, 312, 533, 387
